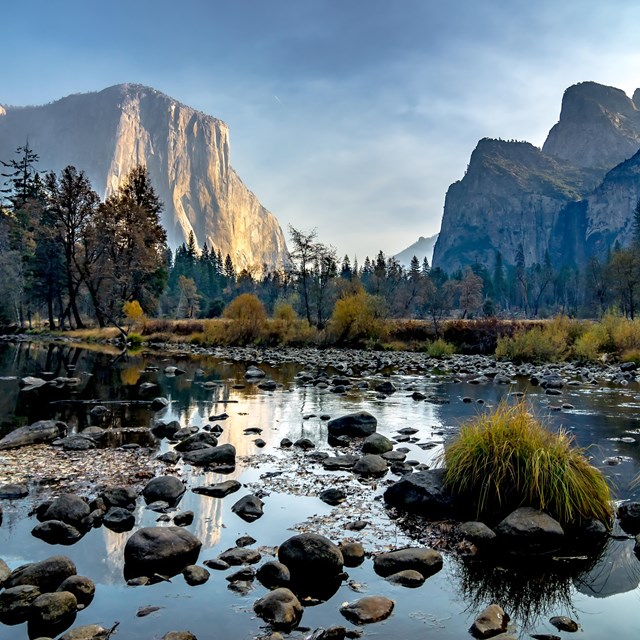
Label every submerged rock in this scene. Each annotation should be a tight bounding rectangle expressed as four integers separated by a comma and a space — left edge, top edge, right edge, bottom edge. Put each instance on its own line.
469, 604, 509, 638
549, 615, 579, 632
340, 596, 394, 624
373, 548, 442, 578
32, 520, 84, 545
496, 507, 565, 551
181, 443, 236, 468
278, 533, 343, 582
5, 555, 77, 592
253, 587, 302, 631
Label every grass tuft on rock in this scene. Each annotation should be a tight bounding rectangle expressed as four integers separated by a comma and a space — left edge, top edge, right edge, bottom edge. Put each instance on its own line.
442, 400, 612, 526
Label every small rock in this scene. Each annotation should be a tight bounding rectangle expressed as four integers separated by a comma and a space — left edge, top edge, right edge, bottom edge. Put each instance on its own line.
253, 587, 302, 631
469, 604, 509, 638
182, 565, 210, 586
231, 495, 264, 522
340, 596, 394, 624
549, 616, 579, 632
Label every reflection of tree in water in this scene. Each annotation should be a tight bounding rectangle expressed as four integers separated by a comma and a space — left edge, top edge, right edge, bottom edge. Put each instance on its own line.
451, 548, 607, 633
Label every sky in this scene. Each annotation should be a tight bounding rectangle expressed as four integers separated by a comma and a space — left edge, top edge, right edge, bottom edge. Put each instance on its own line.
2, 0, 640, 260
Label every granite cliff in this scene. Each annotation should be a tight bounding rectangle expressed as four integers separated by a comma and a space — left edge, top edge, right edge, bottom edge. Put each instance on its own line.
0, 84, 288, 270
432, 82, 640, 273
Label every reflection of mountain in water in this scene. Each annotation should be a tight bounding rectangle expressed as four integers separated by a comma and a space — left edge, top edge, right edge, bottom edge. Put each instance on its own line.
575, 538, 640, 598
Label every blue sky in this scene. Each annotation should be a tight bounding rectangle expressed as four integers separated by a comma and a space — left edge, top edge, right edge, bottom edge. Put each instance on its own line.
2, 0, 640, 260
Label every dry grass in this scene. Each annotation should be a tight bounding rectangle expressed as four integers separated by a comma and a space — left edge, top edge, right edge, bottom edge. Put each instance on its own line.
442, 400, 613, 526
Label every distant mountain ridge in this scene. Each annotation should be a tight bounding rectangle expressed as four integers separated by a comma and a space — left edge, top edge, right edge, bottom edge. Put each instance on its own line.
432, 81, 640, 272
393, 233, 438, 267
0, 84, 288, 270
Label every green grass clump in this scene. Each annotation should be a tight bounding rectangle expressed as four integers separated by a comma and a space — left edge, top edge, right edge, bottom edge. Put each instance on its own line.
426, 338, 456, 357
442, 400, 612, 526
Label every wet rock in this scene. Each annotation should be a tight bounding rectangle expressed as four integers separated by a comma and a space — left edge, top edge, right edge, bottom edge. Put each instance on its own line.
374, 381, 396, 394
0, 558, 10, 586
322, 455, 359, 471
165, 366, 186, 376
253, 587, 302, 631
142, 476, 186, 506
362, 433, 393, 455
340, 596, 394, 624
100, 486, 137, 510
137, 605, 163, 617
353, 454, 388, 477
174, 432, 218, 453
618, 501, 640, 533
319, 488, 347, 506
226, 567, 256, 582
147, 500, 171, 512
29, 591, 78, 627
0, 483, 29, 499
192, 480, 241, 498
0, 420, 66, 450
278, 533, 343, 581
157, 451, 180, 464
383, 469, 453, 515
385, 569, 425, 587
103, 507, 135, 532
231, 494, 264, 522
182, 565, 210, 586
373, 548, 442, 578
32, 520, 84, 545
245, 366, 266, 379
280, 438, 293, 448
124, 527, 201, 576
412, 391, 427, 400
327, 412, 377, 438
57, 576, 95, 607
458, 521, 496, 546
469, 604, 509, 638
162, 632, 198, 640
181, 443, 236, 468
258, 380, 278, 391
236, 535, 256, 547
203, 558, 230, 571
0, 585, 41, 623
382, 450, 407, 462
549, 616, 579, 632
496, 507, 564, 550
20, 375, 47, 388
59, 624, 109, 639
6, 556, 77, 592
41, 494, 90, 527
256, 561, 291, 589
218, 547, 261, 566
150, 397, 170, 411
173, 511, 194, 526
339, 542, 365, 567
151, 420, 181, 439
57, 435, 96, 451
344, 520, 369, 532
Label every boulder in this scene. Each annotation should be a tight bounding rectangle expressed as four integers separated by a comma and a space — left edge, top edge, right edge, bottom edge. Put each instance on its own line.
181, 443, 236, 468
142, 476, 186, 506
182, 565, 210, 586
41, 494, 90, 527
5, 556, 77, 592
161, 633, 197, 640
192, 480, 241, 498
174, 432, 218, 453
352, 454, 388, 477
469, 604, 509, 638
217, 547, 261, 566
57, 576, 95, 606
340, 596, 394, 624
374, 381, 397, 394
549, 616, 579, 632
32, 520, 84, 545
383, 469, 454, 516
253, 587, 302, 631
0, 483, 29, 499
102, 507, 135, 532
322, 455, 359, 471
373, 548, 442, 578
278, 533, 343, 581
29, 591, 77, 628
0, 558, 10, 586
338, 542, 365, 567
496, 507, 564, 551
256, 561, 291, 589
124, 527, 201, 576
150, 397, 170, 411
327, 412, 377, 438
151, 419, 180, 438
458, 521, 497, 546
362, 433, 393, 455
57, 435, 96, 451
319, 488, 347, 506
618, 501, 640, 533
245, 366, 266, 379
0, 420, 66, 449
231, 495, 264, 522
100, 486, 137, 510
173, 511, 194, 527
0, 585, 41, 623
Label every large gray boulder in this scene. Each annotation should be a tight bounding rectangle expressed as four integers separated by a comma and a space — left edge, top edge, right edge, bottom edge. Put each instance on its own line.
181, 443, 236, 468
327, 412, 377, 438
496, 507, 565, 551
362, 433, 393, 454
5, 556, 77, 592
99, 486, 137, 510
383, 469, 454, 516
0, 420, 67, 450
278, 533, 343, 582
41, 494, 90, 527
373, 548, 443, 578
32, 520, 84, 545
142, 476, 186, 506
352, 454, 388, 477
253, 587, 302, 631
29, 590, 78, 627
124, 527, 201, 576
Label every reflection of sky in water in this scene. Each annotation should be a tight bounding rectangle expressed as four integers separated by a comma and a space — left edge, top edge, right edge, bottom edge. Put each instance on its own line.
1, 342, 640, 639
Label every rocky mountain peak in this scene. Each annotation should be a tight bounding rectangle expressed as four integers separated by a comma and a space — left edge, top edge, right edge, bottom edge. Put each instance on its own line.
542, 81, 640, 169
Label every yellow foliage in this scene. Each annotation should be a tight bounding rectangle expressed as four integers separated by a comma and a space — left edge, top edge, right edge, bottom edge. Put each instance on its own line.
329, 292, 387, 344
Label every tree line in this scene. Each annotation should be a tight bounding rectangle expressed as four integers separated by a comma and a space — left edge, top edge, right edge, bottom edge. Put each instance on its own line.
3, 144, 640, 331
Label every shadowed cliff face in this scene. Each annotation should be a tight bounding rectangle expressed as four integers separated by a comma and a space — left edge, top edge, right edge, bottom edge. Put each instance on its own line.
433, 82, 640, 273
0, 84, 288, 270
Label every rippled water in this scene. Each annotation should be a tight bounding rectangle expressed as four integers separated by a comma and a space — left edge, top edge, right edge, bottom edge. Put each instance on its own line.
0, 341, 639, 639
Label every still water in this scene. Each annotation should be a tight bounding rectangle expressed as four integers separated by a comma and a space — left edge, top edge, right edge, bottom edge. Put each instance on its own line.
0, 341, 639, 639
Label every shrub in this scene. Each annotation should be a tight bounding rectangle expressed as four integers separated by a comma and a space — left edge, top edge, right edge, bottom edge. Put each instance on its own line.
223, 294, 267, 344
328, 292, 387, 345
426, 338, 456, 357
263, 302, 317, 345
442, 400, 612, 526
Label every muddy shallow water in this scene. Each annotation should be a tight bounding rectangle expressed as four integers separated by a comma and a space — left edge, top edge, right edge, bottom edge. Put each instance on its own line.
0, 340, 639, 639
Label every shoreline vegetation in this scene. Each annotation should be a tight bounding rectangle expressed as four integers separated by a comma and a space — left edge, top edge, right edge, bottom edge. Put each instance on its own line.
7, 307, 640, 365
